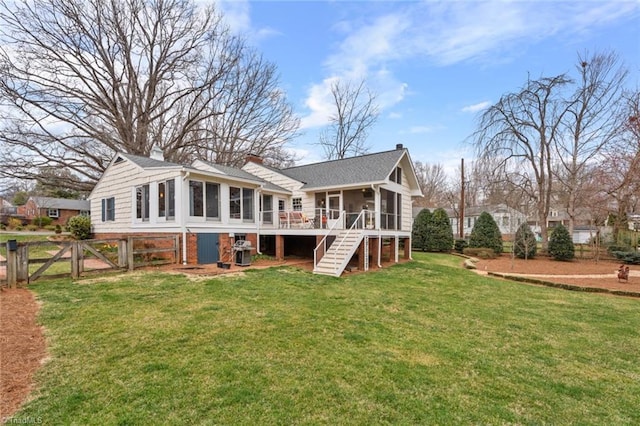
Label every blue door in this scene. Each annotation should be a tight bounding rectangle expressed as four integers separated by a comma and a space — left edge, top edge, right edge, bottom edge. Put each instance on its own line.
197, 233, 219, 264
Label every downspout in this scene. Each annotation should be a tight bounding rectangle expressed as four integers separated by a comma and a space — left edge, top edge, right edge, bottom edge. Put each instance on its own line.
256, 185, 264, 254
181, 170, 190, 265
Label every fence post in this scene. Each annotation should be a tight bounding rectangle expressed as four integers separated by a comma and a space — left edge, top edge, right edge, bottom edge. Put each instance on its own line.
128, 237, 134, 271
17, 244, 29, 283
118, 239, 127, 268
6, 242, 17, 288
71, 242, 80, 279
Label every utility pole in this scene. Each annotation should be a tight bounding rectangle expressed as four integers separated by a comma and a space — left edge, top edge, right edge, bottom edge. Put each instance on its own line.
459, 158, 465, 239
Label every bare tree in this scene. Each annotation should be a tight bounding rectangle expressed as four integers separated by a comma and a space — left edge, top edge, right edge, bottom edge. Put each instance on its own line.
474, 75, 571, 249
597, 89, 640, 238
192, 49, 300, 168
555, 51, 628, 235
0, 0, 299, 191
413, 161, 449, 207
318, 79, 379, 160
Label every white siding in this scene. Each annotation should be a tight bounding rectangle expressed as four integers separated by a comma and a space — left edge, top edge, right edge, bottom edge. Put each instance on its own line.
91, 160, 183, 234
242, 162, 302, 191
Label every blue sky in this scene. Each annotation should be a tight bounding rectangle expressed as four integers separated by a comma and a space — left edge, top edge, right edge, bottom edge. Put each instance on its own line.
219, 1, 640, 172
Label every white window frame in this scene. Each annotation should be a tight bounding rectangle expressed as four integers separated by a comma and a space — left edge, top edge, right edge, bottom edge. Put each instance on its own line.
47, 208, 59, 218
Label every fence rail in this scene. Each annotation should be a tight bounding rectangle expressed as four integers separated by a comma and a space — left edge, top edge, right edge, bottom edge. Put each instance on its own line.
1, 235, 179, 287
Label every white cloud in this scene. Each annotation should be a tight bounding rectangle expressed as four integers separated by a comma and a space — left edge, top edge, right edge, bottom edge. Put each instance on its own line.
217, 0, 280, 42
462, 101, 491, 113
408, 126, 432, 134
300, 1, 638, 126
388, 112, 402, 119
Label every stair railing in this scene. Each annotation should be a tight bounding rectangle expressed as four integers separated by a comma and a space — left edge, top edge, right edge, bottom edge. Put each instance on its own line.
313, 210, 346, 270
313, 210, 367, 273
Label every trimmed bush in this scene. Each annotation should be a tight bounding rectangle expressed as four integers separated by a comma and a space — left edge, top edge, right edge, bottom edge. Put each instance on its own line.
32, 216, 53, 227
463, 247, 497, 259
67, 215, 92, 240
612, 251, 640, 265
411, 209, 431, 251
26, 224, 38, 231
454, 239, 468, 254
469, 212, 503, 255
513, 223, 537, 259
607, 244, 632, 254
55, 224, 62, 234
548, 224, 575, 261
425, 208, 454, 252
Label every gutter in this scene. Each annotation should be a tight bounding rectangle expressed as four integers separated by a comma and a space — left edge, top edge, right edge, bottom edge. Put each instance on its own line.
181, 170, 190, 264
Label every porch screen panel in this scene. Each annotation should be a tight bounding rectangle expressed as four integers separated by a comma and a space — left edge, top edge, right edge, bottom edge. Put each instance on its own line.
262, 194, 273, 224
206, 183, 220, 219
230, 187, 241, 219
189, 181, 203, 217
242, 188, 254, 222
158, 182, 166, 217
167, 179, 175, 219
396, 193, 402, 230
136, 184, 150, 221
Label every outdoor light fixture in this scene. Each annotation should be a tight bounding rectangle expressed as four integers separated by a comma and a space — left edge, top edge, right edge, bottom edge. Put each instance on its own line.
7, 239, 17, 251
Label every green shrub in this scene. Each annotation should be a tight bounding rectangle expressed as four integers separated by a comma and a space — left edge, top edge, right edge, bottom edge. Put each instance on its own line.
469, 212, 503, 255
32, 216, 53, 227
8, 217, 22, 229
607, 244, 632, 254
0, 223, 5, 230
411, 209, 431, 251
548, 224, 575, 261
425, 208, 454, 252
55, 224, 62, 234
612, 251, 640, 265
463, 247, 497, 259
454, 239, 468, 253
67, 215, 92, 240
26, 224, 38, 231
514, 223, 537, 259
15, 225, 24, 231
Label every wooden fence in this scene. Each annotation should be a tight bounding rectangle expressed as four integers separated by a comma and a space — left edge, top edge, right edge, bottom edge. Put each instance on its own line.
1, 235, 179, 288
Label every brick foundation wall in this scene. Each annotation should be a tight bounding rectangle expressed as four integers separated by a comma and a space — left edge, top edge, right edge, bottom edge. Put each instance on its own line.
94, 231, 258, 265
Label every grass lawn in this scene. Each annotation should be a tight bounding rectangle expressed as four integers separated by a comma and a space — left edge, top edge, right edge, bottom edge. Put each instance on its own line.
14, 253, 640, 424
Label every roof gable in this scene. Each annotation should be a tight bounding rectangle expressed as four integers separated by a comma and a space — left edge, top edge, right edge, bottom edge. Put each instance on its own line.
278, 148, 419, 191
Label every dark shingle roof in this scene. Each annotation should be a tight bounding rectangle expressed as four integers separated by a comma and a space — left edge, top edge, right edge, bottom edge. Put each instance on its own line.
202, 162, 264, 182
32, 197, 90, 211
198, 161, 290, 194
280, 149, 406, 189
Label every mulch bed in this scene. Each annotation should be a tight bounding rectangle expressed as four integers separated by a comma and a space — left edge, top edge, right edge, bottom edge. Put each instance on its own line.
473, 255, 640, 295
0, 288, 46, 419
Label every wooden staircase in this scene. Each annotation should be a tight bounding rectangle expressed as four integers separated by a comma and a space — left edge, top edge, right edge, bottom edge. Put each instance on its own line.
313, 230, 364, 277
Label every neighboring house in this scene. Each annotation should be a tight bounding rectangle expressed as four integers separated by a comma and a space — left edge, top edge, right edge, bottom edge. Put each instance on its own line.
17, 196, 90, 225
0, 197, 22, 225
438, 204, 528, 239
629, 213, 640, 232
89, 144, 422, 276
528, 207, 600, 243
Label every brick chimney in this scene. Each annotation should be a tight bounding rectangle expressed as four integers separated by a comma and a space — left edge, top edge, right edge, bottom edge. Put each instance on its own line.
245, 153, 263, 165
396, 143, 404, 150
